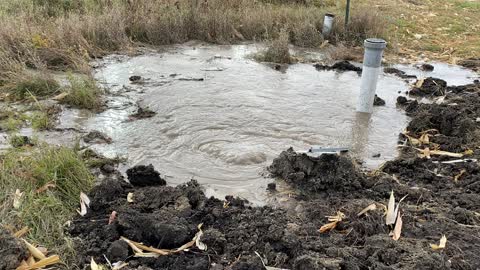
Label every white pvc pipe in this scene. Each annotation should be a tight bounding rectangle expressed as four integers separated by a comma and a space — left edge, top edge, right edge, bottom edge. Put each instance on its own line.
322, 14, 335, 36
356, 38, 387, 113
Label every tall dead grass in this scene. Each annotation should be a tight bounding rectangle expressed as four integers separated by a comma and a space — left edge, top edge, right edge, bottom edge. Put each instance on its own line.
330, 9, 385, 46
257, 29, 294, 64
0, 0, 385, 82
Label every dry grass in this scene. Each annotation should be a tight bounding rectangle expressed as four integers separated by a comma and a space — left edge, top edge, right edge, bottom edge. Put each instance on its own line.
0, 0, 476, 78
0, 0, 387, 80
327, 43, 364, 61
256, 29, 294, 64
330, 8, 386, 46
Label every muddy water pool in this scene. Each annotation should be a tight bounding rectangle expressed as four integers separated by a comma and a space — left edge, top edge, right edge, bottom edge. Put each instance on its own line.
8, 43, 480, 204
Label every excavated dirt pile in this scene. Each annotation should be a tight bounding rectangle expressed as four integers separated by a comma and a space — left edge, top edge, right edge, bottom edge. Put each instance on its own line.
405, 82, 480, 153
69, 81, 480, 270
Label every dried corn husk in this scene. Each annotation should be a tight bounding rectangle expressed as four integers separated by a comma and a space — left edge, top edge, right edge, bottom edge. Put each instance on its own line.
23, 239, 46, 260
358, 203, 377, 217
430, 235, 447, 250
391, 211, 403, 241
127, 193, 134, 203
13, 189, 24, 209
16, 255, 60, 270
386, 191, 396, 225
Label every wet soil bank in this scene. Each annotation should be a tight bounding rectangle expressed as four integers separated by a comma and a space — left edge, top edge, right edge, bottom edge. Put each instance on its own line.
66, 80, 480, 270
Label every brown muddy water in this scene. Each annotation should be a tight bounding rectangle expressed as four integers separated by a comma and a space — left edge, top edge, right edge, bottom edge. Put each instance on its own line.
4, 43, 479, 204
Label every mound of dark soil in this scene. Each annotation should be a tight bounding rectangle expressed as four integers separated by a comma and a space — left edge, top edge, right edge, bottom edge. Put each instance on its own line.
409, 77, 447, 96
405, 90, 480, 152
0, 229, 28, 270
69, 167, 480, 270
447, 82, 480, 94
126, 164, 166, 186
69, 177, 294, 269
268, 148, 366, 194
458, 58, 480, 72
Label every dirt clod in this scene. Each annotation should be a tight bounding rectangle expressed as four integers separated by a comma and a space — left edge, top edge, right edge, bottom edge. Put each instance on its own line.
268, 148, 365, 194
129, 107, 156, 120
458, 58, 480, 72
126, 164, 166, 186
83, 130, 112, 144
106, 239, 129, 262
267, 182, 277, 191
396, 96, 408, 105
384, 67, 417, 79
129, 75, 142, 82
410, 77, 447, 96
419, 63, 434, 71
373, 95, 385, 106
0, 229, 29, 270
314, 61, 362, 74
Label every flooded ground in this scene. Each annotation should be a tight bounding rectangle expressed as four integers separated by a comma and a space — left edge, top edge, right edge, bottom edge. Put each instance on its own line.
4, 43, 479, 204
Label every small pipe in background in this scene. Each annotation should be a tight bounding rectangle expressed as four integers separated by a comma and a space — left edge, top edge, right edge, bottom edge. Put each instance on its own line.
322, 13, 335, 37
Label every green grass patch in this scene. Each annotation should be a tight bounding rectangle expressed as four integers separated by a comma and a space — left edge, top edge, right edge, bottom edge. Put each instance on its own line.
8, 134, 33, 148
456, 1, 480, 10
446, 21, 468, 34
30, 111, 52, 130
61, 76, 103, 111
0, 73, 60, 100
0, 110, 28, 132
0, 146, 94, 267
423, 44, 443, 53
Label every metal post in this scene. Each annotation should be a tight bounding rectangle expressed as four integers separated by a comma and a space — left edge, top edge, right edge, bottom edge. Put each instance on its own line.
345, 0, 351, 28
322, 13, 335, 37
356, 38, 387, 114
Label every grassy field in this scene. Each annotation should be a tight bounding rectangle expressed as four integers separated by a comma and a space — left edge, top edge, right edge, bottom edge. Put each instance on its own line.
359, 0, 480, 63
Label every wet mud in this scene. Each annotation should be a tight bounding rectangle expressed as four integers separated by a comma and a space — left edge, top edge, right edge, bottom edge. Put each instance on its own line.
406, 82, 480, 153
373, 95, 385, 106
459, 58, 480, 72
69, 79, 480, 270
314, 60, 362, 74
383, 67, 417, 79
83, 130, 112, 144
418, 63, 435, 71
409, 77, 447, 96
128, 106, 156, 121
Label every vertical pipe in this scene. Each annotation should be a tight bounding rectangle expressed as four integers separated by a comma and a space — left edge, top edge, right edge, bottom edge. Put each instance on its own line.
345, 0, 351, 28
322, 13, 335, 37
356, 38, 387, 114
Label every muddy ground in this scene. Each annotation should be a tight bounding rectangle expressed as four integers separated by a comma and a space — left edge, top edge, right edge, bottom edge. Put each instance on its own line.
62, 78, 480, 270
